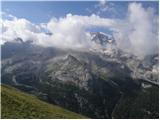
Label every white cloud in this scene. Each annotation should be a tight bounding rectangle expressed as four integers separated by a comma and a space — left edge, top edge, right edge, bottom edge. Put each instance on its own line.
1, 13, 115, 50
113, 3, 159, 57
99, 0, 107, 6
1, 2, 158, 57
1, 17, 45, 43
95, 1, 115, 16
40, 13, 116, 49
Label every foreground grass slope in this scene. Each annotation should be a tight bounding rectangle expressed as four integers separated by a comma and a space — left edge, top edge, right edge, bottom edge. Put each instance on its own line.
1, 84, 87, 119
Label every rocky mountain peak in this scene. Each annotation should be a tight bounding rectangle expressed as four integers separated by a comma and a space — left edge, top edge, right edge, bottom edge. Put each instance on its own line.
14, 37, 24, 43
66, 54, 78, 62
91, 32, 115, 46
64, 54, 84, 68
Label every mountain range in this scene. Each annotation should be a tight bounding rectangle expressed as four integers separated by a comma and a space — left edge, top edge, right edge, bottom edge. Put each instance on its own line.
1, 32, 159, 118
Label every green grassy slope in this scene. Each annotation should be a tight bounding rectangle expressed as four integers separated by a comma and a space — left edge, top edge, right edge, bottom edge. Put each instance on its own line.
1, 84, 87, 119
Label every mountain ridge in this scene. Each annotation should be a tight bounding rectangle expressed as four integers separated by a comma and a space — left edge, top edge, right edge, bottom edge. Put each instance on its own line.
1, 32, 159, 118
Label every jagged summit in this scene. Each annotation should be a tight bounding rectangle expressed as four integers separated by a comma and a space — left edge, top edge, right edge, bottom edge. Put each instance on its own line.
12, 37, 33, 44
91, 32, 115, 46
15, 37, 24, 43
66, 54, 78, 62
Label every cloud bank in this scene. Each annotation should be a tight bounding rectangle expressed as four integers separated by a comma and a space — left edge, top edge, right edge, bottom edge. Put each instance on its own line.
113, 3, 159, 57
1, 2, 159, 57
1, 13, 116, 50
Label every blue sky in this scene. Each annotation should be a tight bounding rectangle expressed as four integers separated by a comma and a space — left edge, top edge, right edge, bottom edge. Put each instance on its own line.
2, 1, 159, 24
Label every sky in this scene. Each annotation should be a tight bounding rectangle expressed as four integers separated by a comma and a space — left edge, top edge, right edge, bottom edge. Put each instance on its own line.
1, 1, 159, 24
0, 1, 159, 57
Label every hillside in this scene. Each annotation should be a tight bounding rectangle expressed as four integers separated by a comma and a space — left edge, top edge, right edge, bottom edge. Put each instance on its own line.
1, 84, 87, 119
1, 33, 158, 118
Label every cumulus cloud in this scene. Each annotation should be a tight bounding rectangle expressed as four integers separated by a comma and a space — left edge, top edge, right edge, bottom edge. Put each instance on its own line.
1, 13, 116, 50
95, 0, 115, 16
1, 13, 41, 41
99, 0, 107, 6
1, 12, 49, 45
1, 2, 159, 57
113, 3, 159, 57
44, 14, 115, 49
